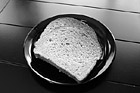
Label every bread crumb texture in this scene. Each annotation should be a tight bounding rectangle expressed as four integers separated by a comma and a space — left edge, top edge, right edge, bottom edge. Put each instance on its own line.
34, 17, 102, 81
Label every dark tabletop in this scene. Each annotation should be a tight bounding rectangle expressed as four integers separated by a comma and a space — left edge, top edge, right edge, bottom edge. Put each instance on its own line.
0, 0, 140, 93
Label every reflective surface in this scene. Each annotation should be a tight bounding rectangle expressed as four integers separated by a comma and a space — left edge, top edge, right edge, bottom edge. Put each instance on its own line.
0, 0, 9, 12
106, 41, 140, 85
37, 0, 140, 12
24, 14, 116, 85
0, 25, 30, 66
0, 0, 140, 92
1, 0, 140, 42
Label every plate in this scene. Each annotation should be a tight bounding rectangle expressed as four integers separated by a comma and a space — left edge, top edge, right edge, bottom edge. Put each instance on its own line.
24, 14, 116, 85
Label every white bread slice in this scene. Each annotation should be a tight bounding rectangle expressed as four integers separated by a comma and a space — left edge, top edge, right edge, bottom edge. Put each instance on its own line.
33, 17, 102, 81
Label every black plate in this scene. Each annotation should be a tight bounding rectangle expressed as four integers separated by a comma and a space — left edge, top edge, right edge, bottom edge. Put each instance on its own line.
24, 14, 116, 85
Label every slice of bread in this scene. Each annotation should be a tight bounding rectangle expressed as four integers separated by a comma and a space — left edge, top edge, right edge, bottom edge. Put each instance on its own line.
34, 17, 102, 81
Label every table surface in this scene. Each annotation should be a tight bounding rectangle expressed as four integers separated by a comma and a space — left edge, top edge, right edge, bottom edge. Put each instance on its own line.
0, 0, 140, 93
